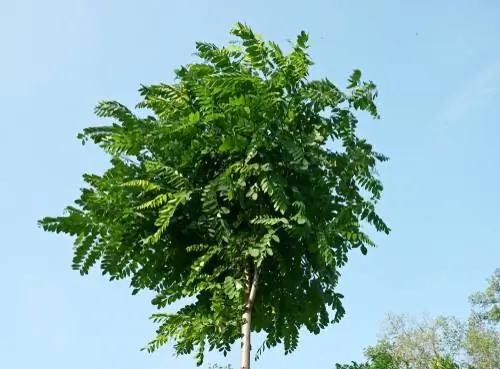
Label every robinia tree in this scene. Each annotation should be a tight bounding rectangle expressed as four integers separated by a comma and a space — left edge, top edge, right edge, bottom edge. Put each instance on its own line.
39, 23, 390, 369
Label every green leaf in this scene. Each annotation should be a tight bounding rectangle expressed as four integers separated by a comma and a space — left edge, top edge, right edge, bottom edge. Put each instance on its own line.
248, 248, 260, 258
296, 31, 309, 48
347, 69, 362, 89
219, 139, 234, 153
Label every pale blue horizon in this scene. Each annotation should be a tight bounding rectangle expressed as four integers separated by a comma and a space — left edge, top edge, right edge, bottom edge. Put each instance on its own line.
1, 1, 499, 368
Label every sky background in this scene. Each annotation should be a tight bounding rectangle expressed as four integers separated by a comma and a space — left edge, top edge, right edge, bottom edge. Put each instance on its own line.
1, 0, 499, 368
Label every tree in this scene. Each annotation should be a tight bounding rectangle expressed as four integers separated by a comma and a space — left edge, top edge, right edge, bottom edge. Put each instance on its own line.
38, 23, 390, 369
335, 346, 397, 369
470, 269, 500, 324
335, 270, 500, 369
364, 314, 466, 368
466, 269, 500, 369
363, 313, 499, 368
336, 351, 459, 369
464, 320, 500, 369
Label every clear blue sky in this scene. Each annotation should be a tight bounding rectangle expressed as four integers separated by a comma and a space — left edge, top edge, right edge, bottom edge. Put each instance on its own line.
1, 1, 499, 368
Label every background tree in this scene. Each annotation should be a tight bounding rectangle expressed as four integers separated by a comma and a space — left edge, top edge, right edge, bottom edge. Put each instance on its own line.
208, 364, 233, 369
352, 272, 500, 369
364, 314, 466, 368
470, 269, 500, 324
335, 362, 370, 369
465, 320, 500, 369
38, 23, 389, 369
430, 355, 460, 369
335, 343, 397, 369
466, 269, 500, 369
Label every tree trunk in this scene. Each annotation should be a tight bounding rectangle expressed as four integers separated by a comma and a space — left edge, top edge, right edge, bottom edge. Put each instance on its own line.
240, 264, 259, 369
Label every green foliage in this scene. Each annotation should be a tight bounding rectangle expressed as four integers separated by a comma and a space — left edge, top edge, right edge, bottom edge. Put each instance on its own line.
336, 271, 500, 369
208, 364, 233, 369
470, 269, 500, 325
464, 320, 500, 369
38, 22, 389, 366
362, 312, 500, 369
365, 344, 398, 369
335, 348, 396, 369
335, 362, 370, 369
466, 269, 500, 368
430, 355, 460, 369
365, 314, 467, 368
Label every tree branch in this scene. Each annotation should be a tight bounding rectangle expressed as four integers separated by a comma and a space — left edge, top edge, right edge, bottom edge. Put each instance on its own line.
248, 266, 259, 309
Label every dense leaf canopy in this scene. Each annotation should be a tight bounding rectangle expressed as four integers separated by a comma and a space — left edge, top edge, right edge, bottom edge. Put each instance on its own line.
39, 23, 389, 365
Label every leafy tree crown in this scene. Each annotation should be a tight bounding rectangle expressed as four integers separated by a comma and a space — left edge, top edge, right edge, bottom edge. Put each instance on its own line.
39, 23, 390, 365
